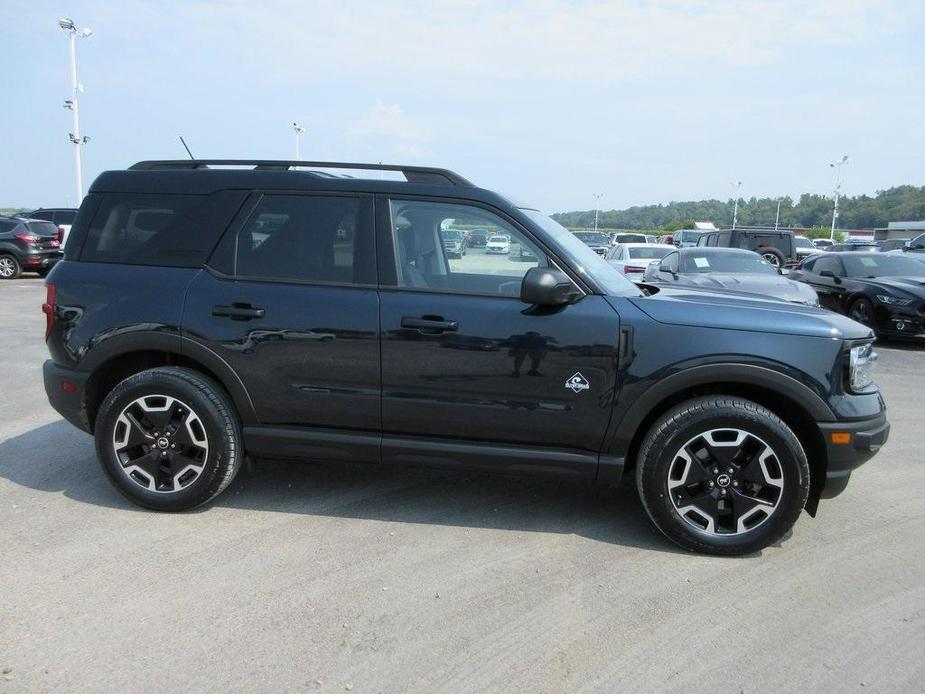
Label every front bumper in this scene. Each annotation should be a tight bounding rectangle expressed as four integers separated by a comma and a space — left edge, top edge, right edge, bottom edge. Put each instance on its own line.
817, 412, 890, 498
43, 359, 92, 433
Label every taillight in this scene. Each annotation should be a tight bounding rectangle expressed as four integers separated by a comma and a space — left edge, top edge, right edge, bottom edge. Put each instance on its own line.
15, 233, 38, 244
42, 283, 56, 341
623, 265, 646, 274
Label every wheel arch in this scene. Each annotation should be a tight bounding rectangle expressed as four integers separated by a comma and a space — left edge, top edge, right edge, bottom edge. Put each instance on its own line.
611, 364, 831, 514
83, 338, 256, 430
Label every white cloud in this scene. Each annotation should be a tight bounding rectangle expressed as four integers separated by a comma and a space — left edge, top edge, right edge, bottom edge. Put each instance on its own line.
349, 99, 433, 159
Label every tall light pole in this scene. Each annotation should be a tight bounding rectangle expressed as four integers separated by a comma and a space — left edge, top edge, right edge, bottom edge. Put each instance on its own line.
592, 193, 603, 234
293, 122, 305, 160
829, 155, 849, 241
774, 198, 782, 230
58, 18, 92, 204
731, 181, 742, 229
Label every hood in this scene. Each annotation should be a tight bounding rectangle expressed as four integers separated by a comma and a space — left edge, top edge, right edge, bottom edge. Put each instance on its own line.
626, 286, 872, 340
857, 276, 925, 298
678, 273, 818, 304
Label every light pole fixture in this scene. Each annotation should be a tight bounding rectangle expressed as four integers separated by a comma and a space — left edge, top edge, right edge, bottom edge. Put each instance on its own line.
293, 122, 305, 160
592, 193, 603, 234
829, 155, 849, 241
732, 181, 742, 229
59, 17, 92, 204
774, 198, 782, 230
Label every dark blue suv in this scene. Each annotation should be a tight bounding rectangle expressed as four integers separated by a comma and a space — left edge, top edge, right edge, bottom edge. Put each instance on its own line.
42, 160, 889, 555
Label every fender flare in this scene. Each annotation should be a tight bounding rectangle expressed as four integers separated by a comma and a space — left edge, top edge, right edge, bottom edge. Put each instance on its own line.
607, 362, 835, 459
79, 331, 258, 425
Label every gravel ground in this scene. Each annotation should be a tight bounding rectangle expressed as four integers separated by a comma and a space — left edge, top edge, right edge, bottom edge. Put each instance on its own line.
1, 277, 923, 693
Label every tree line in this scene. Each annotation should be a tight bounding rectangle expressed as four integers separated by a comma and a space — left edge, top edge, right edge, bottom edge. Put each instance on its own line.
552, 185, 925, 231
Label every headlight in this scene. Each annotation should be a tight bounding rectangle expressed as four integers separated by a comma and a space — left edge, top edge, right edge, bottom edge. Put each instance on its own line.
848, 343, 878, 393
876, 294, 913, 306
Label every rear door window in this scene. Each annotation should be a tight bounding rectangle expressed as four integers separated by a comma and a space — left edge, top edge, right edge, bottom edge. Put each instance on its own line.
230, 194, 375, 285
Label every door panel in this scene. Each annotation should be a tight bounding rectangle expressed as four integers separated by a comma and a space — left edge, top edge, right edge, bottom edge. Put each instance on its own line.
380, 290, 620, 453
182, 271, 380, 430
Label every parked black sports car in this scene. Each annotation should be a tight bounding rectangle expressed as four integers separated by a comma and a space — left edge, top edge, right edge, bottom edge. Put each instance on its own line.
642, 247, 819, 305
790, 252, 925, 338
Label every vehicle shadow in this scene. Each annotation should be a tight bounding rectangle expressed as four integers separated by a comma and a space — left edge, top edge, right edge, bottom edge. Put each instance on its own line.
0, 420, 687, 554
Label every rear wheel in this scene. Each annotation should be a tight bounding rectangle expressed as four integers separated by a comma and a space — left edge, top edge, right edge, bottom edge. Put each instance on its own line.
636, 396, 809, 555
0, 254, 21, 279
760, 248, 784, 267
94, 367, 243, 511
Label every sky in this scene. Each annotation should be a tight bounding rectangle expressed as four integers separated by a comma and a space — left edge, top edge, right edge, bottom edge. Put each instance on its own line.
1, 0, 923, 214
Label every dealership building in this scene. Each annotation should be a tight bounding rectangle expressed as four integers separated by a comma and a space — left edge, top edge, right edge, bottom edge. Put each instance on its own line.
874, 221, 925, 241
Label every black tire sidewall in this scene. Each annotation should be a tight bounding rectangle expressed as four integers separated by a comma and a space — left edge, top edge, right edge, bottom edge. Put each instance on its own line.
95, 368, 241, 511
637, 398, 809, 555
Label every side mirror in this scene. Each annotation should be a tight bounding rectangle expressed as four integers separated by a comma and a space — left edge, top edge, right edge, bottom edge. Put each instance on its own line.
778, 268, 790, 276
659, 264, 677, 277
819, 269, 835, 278
520, 267, 582, 306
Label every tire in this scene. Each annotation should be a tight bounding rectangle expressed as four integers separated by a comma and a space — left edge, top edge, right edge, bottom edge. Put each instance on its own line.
94, 366, 243, 511
848, 297, 876, 332
36, 268, 51, 278
760, 248, 784, 268
635, 396, 809, 555
0, 254, 21, 279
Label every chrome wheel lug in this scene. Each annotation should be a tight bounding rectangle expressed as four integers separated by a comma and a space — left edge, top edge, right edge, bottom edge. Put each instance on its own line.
733, 481, 739, 487
712, 467, 719, 474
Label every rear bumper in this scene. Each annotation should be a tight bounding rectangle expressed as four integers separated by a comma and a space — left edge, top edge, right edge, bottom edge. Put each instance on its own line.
817, 412, 890, 498
43, 359, 92, 433
21, 251, 63, 269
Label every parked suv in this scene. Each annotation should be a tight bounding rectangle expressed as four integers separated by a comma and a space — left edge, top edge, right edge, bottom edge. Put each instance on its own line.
697, 228, 797, 268
42, 160, 889, 555
0, 216, 63, 278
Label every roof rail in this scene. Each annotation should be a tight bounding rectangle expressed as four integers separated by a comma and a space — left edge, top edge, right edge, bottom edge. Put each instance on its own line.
128, 160, 473, 187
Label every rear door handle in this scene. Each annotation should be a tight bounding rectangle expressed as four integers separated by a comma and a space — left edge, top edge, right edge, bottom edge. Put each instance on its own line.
212, 303, 265, 320
401, 316, 458, 333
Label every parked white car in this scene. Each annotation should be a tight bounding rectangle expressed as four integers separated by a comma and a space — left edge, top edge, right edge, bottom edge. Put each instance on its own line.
485, 234, 511, 254
604, 243, 673, 279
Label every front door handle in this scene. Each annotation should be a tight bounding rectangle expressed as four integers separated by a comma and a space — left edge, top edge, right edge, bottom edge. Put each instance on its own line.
401, 316, 458, 333
212, 303, 265, 320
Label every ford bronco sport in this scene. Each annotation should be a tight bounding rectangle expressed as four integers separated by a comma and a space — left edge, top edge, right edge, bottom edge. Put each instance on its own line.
42, 160, 889, 555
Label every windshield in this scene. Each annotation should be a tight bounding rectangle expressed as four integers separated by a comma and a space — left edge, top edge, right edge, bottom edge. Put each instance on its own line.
519, 209, 642, 297
842, 254, 925, 277
681, 251, 777, 274
616, 234, 647, 243
676, 230, 703, 242
441, 230, 463, 240
488, 236, 507, 243
794, 237, 815, 249
573, 232, 610, 245
628, 246, 672, 260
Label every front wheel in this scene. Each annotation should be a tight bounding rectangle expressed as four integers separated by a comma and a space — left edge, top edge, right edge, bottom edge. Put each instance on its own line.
848, 297, 876, 332
94, 367, 243, 511
636, 397, 809, 555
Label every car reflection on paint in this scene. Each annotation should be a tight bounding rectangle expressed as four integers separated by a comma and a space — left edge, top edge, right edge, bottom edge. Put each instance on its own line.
229, 328, 337, 354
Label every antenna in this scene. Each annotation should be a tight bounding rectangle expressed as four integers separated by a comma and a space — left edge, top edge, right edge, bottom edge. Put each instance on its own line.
179, 135, 195, 160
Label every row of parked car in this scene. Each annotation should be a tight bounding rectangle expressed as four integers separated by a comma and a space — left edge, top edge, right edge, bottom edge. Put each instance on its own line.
591, 230, 925, 340
0, 208, 77, 279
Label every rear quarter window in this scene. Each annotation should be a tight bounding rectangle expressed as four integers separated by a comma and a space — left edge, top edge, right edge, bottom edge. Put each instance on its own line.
77, 192, 245, 267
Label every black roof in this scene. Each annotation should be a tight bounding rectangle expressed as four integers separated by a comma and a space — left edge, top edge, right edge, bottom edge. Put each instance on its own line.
90, 159, 517, 208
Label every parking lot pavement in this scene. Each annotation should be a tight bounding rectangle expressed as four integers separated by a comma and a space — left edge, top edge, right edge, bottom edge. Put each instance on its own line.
1, 277, 924, 693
